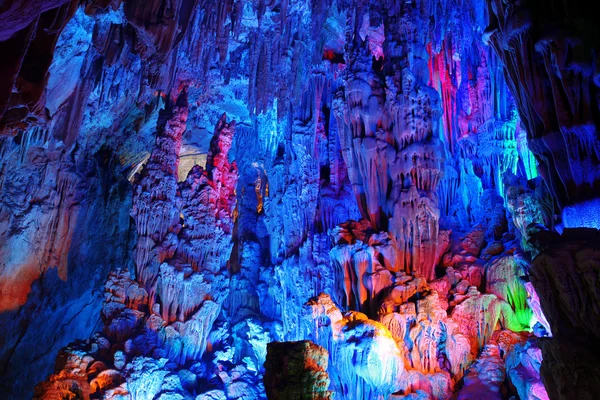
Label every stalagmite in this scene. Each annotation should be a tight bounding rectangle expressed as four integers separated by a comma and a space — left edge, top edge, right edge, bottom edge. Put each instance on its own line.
2, 0, 598, 399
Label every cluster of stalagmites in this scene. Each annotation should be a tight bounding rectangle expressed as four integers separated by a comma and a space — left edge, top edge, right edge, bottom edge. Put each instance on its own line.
35, 225, 551, 399
34, 99, 553, 398
21, 0, 600, 399
300, 214, 551, 399
34, 269, 260, 400
132, 91, 237, 336
34, 91, 247, 399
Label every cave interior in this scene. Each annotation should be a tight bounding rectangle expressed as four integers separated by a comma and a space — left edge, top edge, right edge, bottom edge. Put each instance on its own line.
1, 0, 600, 399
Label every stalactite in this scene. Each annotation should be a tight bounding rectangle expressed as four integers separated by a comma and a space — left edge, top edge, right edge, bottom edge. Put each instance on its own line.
485, 0, 600, 210
8, 1, 596, 399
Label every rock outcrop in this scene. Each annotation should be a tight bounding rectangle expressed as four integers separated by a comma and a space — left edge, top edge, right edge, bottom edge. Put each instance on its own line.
264, 341, 333, 400
2, 1, 597, 399
530, 229, 600, 400
485, 0, 600, 210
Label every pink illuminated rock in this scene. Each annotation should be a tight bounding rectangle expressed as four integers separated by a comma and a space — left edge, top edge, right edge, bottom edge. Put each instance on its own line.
505, 339, 549, 400
132, 90, 189, 286
397, 370, 453, 400
451, 291, 527, 359
358, 12, 385, 61
523, 282, 551, 336
456, 342, 505, 400
460, 228, 486, 256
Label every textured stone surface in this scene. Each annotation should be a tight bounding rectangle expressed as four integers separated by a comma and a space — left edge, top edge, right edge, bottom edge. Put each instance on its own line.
1, 0, 598, 399
485, 0, 600, 209
530, 229, 600, 400
264, 340, 332, 400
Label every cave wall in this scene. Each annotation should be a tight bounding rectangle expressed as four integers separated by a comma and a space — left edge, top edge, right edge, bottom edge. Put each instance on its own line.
485, 0, 600, 213
0, 0, 598, 399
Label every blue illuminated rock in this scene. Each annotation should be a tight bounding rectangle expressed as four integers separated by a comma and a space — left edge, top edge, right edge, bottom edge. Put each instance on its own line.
3, 0, 598, 399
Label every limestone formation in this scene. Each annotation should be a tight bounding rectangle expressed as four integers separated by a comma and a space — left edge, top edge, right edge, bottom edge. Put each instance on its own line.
0, 1, 597, 399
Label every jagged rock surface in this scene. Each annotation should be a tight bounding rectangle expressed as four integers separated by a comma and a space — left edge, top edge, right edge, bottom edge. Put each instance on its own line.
529, 229, 600, 400
264, 340, 333, 400
1, 0, 598, 399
